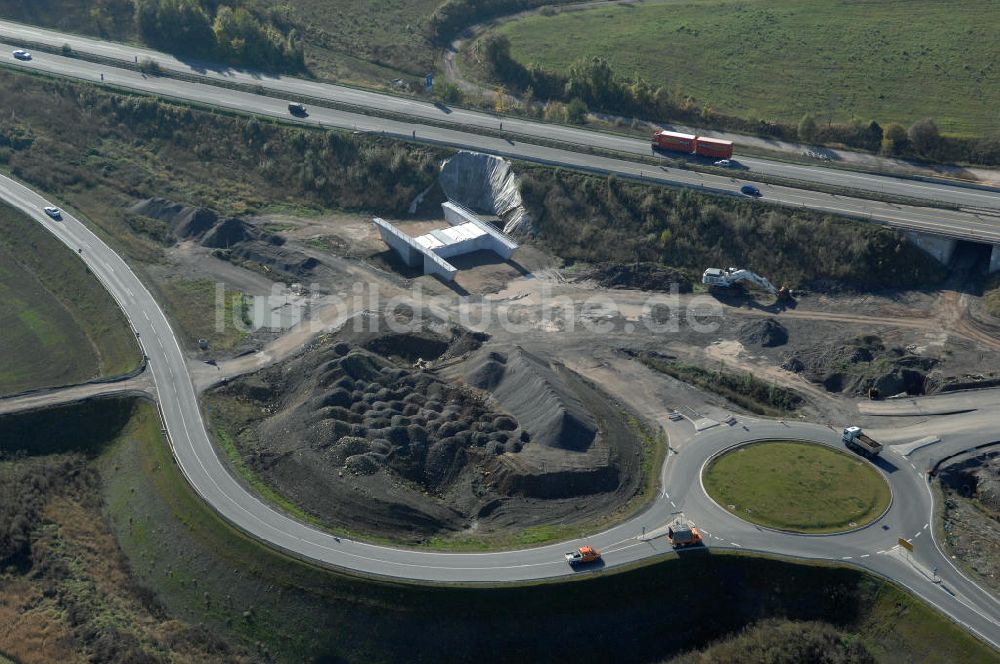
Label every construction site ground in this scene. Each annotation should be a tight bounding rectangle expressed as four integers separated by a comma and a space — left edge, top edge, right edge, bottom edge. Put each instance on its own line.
87, 196, 993, 548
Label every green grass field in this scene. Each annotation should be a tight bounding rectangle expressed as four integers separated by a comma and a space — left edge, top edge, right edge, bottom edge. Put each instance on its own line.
0, 0, 441, 86
498, 0, 999, 137
703, 440, 891, 532
0, 202, 139, 395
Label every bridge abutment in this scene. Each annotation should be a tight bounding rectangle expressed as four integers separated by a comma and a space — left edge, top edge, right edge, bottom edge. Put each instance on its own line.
904, 231, 957, 266
991, 245, 1000, 274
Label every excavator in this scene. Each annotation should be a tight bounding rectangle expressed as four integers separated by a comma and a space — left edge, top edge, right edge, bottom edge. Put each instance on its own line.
702, 267, 791, 301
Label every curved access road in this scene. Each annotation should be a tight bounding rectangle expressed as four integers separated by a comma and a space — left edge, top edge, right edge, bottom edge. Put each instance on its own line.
2, 172, 999, 650
2, 30, 1000, 243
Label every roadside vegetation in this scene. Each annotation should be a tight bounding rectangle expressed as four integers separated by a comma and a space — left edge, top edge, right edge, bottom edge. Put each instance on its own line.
471, 0, 1000, 162
0, 201, 139, 396
634, 352, 802, 416
0, 397, 253, 663
520, 167, 947, 290
157, 277, 251, 351
703, 441, 892, 533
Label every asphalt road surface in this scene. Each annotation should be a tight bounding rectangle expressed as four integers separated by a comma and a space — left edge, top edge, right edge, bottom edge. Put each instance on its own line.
2, 29, 1000, 243
2, 172, 999, 650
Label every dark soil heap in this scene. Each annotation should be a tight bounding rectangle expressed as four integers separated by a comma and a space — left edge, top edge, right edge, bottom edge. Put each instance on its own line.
130, 197, 319, 279
738, 318, 788, 348
781, 334, 938, 397
463, 347, 596, 451
209, 333, 645, 541
574, 262, 693, 293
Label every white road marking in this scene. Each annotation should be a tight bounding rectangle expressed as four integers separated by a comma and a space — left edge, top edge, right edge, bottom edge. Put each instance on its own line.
914, 532, 921, 539
731, 542, 742, 548
923, 523, 929, 530
860, 554, 870, 558
841, 556, 853, 560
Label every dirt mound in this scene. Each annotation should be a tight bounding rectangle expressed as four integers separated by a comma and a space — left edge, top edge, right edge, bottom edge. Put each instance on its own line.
213, 341, 542, 538
464, 347, 596, 451
209, 336, 645, 543
738, 318, 788, 347
130, 198, 319, 279
782, 335, 939, 396
201, 217, 256, 248
130, 197, 219, 240
337, 314, 487, 365
577, 262, 693, 293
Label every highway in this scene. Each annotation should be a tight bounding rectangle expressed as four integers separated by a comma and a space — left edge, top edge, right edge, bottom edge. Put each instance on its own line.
2, 27, 1000, 244
2, 169, 1000, 650
2, 18, 999, 213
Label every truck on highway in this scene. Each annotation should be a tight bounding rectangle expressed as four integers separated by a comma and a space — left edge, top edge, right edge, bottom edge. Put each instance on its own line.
565, 545, 601, 566
667, 519, 702, 548
652, 131, 734, 159
842, 426, 883, 458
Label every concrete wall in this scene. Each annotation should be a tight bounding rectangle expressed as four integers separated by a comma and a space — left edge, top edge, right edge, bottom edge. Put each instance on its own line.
423, 253, 457, 281
904, 231, 958, 266
442, 201, 518, 260
373, 218, 422, 267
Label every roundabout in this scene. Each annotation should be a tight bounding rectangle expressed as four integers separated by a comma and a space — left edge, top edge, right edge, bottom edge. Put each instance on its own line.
702, 440, 892, 534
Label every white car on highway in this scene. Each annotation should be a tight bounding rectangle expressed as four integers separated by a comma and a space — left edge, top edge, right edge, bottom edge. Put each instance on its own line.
43, 206, 62, 220
12, 49, 31, 61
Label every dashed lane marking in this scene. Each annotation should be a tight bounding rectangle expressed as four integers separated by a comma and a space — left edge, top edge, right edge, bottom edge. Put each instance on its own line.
860, 554, 870, 558
841, 556, 853, 560
923, 523, 929, 530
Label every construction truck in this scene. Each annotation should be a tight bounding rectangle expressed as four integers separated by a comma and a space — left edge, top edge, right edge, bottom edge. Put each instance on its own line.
667, 519, 702, 548
842, 426, 883, 458
564, 545, 601, 566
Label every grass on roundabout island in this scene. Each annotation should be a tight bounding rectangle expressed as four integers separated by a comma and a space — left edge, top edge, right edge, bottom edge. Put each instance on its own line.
703, 440, 891, 534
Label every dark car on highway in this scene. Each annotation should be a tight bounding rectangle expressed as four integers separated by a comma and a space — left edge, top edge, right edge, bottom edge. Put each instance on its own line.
288, 102, 307, 116
740, 184, 761, 197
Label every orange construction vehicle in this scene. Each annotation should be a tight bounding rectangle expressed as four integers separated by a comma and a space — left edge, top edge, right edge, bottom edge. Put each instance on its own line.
564, 545, 601, 566
668, 520, 702, 548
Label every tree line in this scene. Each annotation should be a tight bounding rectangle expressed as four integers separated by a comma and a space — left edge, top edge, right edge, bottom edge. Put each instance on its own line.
134, 0, 304, 69
476, 33, 1000, 165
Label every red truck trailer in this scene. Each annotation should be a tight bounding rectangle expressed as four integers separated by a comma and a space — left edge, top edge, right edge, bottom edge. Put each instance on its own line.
694, 136, 734, 159
652, 130, 697, 154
